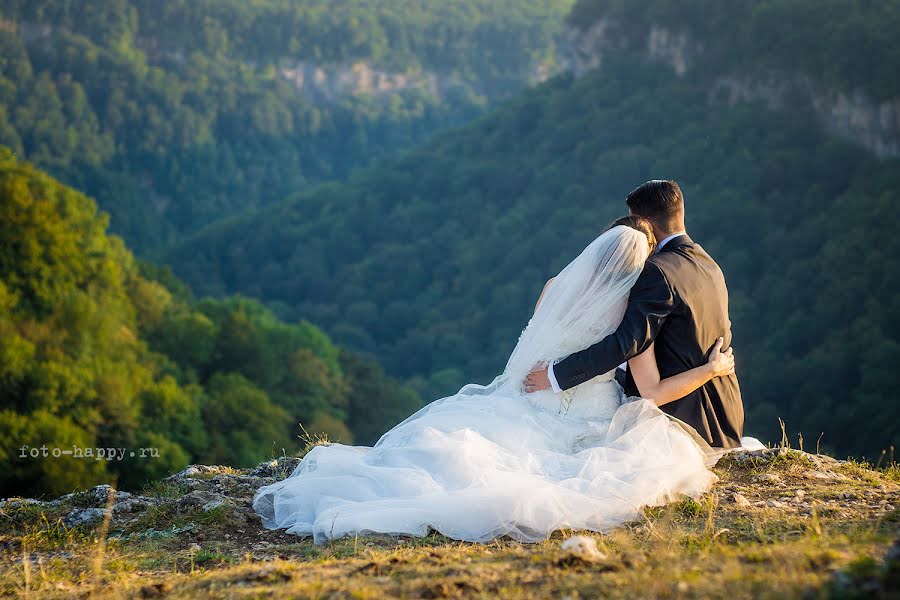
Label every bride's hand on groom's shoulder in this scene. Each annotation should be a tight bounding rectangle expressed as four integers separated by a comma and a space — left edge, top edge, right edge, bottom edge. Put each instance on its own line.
706, 338, 735, 378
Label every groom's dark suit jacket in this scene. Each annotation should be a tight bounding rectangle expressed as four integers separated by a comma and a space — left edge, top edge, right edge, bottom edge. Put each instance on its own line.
552, 234, 744, 448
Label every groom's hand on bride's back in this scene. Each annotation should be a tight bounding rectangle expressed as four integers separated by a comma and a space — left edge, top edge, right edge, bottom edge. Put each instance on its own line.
524, 363, 551, 393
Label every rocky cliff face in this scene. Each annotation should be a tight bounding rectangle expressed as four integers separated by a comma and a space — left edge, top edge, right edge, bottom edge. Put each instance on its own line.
564, 20, 900, 158
710, 75, 900, 158
276, 59, 558, 105
278, 62, 440, 102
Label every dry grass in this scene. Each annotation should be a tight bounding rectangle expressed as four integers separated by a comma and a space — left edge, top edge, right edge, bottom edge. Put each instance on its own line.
1, 449, 897, 599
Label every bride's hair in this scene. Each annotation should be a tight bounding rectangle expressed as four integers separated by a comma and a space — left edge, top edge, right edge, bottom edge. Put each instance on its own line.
608, 215, 657, 254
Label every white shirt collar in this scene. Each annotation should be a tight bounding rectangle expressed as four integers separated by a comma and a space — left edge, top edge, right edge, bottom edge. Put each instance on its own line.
656, 232, 687, 253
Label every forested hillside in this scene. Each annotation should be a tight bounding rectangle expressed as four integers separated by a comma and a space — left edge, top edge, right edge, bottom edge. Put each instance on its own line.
0, 0, 572, 249
166, 2, 900, 458
0, 147, 420, 497
568, 0, 900, 99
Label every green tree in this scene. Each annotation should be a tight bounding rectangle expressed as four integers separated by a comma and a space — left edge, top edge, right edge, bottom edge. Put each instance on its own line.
200, 373, 291, 467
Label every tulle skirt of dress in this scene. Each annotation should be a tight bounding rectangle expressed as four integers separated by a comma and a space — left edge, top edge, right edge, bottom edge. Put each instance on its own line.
253, 383, 733, 544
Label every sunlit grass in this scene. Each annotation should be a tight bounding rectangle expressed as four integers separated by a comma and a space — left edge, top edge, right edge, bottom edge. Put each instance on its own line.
1, 448, 897, 599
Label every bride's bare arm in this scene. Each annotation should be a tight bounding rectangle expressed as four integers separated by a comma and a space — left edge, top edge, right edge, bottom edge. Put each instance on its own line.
533, 277, 556, 313
629, 338, 734, 407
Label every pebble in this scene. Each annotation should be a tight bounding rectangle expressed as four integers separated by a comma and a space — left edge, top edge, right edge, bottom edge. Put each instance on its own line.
202, 499, 226, 511
732, 493, 752, 508
756, 473, 783, 484
804, 470, 849, 481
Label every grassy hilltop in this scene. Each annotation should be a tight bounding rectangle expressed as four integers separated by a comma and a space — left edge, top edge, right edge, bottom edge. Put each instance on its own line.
2, 446, 898, 599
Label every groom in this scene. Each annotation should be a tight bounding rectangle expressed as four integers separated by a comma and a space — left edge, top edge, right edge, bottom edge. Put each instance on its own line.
525, 180, 744, 448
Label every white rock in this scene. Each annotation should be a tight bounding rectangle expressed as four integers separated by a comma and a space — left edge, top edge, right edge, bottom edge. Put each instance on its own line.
64, 507, 110, 526
171, 466, 201, 479
561, 535, 607, 562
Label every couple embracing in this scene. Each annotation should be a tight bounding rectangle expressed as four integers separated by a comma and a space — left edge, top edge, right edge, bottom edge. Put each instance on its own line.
254, 180, 761, 543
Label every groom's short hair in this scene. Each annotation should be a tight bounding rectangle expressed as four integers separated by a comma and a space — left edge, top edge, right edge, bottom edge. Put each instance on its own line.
626, 180, 684, 232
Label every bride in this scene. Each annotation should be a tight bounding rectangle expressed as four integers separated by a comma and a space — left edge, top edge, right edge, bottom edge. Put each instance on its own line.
254, 217, 751, 543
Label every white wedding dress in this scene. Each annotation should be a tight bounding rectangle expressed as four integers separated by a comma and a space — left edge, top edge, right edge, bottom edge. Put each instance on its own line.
254, 226, 750, 543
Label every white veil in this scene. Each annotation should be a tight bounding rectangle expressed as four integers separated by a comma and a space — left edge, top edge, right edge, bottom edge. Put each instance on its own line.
378, 225, 650, 439
501, 225, 650, 390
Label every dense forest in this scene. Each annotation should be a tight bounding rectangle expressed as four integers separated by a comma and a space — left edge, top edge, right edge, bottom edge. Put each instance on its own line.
0, 0, 572, 249
0, 147, 420, 496
167, 43, 900, 457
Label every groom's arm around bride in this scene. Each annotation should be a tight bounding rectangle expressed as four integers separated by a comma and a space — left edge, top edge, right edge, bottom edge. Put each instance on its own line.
526, 180, 745, 448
